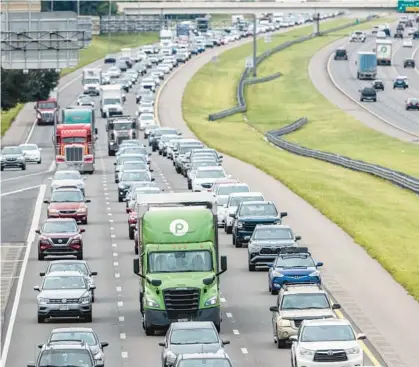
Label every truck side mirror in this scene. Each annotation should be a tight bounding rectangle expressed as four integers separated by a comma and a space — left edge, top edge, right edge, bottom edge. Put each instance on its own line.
269, 306, 279, 312
295, 235, 302, 241
133, 258, 140, 274
220, 255, 227, 271
280, 212, 287, 218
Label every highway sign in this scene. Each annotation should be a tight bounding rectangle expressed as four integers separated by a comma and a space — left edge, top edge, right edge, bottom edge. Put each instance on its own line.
398, 0, 419, 12
264, 34, 272, 43
245, 57, 254, 68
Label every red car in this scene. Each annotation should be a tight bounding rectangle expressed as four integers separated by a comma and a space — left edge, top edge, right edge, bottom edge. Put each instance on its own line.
127, 210, 137, 240
36, 218, 85, 260
44, 188, 90, 224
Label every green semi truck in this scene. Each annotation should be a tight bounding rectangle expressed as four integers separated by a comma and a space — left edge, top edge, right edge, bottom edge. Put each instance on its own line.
133, 192, 227, 336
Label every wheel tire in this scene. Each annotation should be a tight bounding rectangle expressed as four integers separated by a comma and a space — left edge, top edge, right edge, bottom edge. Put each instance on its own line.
37, 315, 45, 323
85, 311, 93, 323
373, 99, 377, 102
82, 218, 88, 225
118, 196, 123, 203
176, 166, 181, 174
159, 150, 162, 155
226, 226, 232, 235
248, 263, 255, 271
215, 323, 221, 333
129, 227, 134, 240
37, 159, 42, 164
135, 245, 139, 255
22, 165, 26, 171
277, 332, 286, 349
38, 250, 44, 261
77, 251, 83, 260
188, 182, 192, 190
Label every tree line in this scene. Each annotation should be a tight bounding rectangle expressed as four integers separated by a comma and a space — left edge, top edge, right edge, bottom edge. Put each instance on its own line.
1, 1, 115, 111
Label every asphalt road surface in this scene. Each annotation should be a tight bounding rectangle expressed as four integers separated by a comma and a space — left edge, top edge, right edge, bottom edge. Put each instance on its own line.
327, 25, 419, 137
2, 22, 419, 367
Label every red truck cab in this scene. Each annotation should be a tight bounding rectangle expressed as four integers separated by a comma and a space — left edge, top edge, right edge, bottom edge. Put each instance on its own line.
35, 98, 58, 125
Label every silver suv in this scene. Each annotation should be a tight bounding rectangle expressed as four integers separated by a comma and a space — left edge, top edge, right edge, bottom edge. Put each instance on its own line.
34, 271, 95, 323
269, 283, 341, 348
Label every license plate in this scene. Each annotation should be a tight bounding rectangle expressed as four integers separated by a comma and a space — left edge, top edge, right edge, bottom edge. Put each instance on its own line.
59, 305, 69, 311
178, 318, 188, 322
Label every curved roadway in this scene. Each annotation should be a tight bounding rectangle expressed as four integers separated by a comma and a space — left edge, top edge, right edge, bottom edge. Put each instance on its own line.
327, 26, 419, 138
1, 25, 418, 367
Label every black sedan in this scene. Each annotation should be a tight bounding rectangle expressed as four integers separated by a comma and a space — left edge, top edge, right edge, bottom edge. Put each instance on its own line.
404, 58, 415, 68
372, 80, 384, 91
104, 54, 116, 64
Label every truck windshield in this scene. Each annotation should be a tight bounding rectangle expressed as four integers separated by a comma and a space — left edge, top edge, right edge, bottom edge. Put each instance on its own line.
63, 137, 86, 143
83, 78, 99, 84
104, 98, 121, 105
37, 102, 56, 109
148, 250, 212, 273
114, 123, 132, 130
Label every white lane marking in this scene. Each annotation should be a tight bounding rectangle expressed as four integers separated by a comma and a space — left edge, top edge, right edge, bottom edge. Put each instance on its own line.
0, 185, 41, 197
106, 202, 110, 205
110, 227, 114, 231
121, 351, 128, 359
116, 286, 122, 292
108, 213, 112, 216
106, 207, 111, 211
413, 45, 419, 75
113, 252, 118, 257
1, 170, 50, 183
233, 329, 240, 335
220, 297, 226, 303
111, 234, 116, 238
112, 243, 117, 247
115, 273, 120, 278
1, 184, 46, 365
104, 187, 108, 191
113, 262, 119, 266
109, 219, 114, 223
120, 333, 126, 340
24, 118, 38, 143
226, 313, 233, 318
48, 160, 55, 172
241, 348, 248, 354
119, 316, 125, 322
117, 301, 124, 308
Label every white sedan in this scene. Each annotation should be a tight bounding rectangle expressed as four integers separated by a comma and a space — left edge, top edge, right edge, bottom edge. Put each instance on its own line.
50, 170, 86, 194
107, 66, 121, 78
137, 102, 154, 116
138, 113, 156, 130
403, 38, 413, 47
19, 143, 42, 163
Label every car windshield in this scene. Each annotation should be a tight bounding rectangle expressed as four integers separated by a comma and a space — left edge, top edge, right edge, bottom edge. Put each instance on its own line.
180, 145, 202, 154
50, 331, 97, 346
155, 129, 177, 136
122, 162, 147, 170
42, 276, 86, 290
161, 135, 177, 142
148, 250, 212, 273
281, 293, 330, 310
43, 221, 77, 233
20, 145, 38, 151
408, 99, 419, 103
120, 148, 147, 155
239, 203, 277, 216
170, 328, 219, 344
121, 171, 150, 181
51, 191, 83, 203
275, 256, 316, 268
141, 115, 154, 120
2, 147, 21, 154
37, 102, 56, 109
53, 171, 81, 180
118, 156, 145, 165
39, 350, 93, 367
254, 228, 292, 240
217, 185, 249, 196
178, 359, 232, 367
114, 123, 132, 130
104, 98, 120, 105
195, 169, 225, 179
230, 195, 263, 207
301, 325, 355, 342
216, 196, 228, 205
49, 263, 88, 275
140, 103, 153, 108
192, 153, 216, 161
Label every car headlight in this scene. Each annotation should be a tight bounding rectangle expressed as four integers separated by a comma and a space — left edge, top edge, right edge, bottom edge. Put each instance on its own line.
204, 296, 218, 306
237, 222, 243, 229
79, 295, 91, 304
278, 319, 291, 327
249, 243, 261, 251
77, 207, 87, 213
118, 183, 127, 189
309, 270, 320, 277
38, 297, 49, 304
48, 209, 59, 214
166, 351, 176, 363
145, 297, 160, 308
17, 157, 25, 162
110, 141, 115, 145
346, 347, 361, 355
299, 348, 315, 356
272, 271, 284, 278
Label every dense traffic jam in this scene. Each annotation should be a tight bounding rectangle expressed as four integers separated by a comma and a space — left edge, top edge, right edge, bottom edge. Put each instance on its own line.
13, 12, 369, 367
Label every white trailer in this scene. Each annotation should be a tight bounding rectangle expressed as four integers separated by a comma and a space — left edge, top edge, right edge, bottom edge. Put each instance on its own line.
82, 68, 102, 95
160, 29, 174, 49
121, 48, 132, 58
375, 39, 392, 66
100, 85, 124, 118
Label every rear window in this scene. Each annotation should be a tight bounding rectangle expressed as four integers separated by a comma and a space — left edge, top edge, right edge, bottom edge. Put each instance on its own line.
362, 88, 376, 96
335, 49, 346, 56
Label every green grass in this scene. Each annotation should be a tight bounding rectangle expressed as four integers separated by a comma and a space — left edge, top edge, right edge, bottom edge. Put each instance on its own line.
1, 32, 158, 137
182, 18, 419, 300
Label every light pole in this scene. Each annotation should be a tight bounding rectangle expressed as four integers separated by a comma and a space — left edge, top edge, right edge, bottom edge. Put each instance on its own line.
107, 0, 112, 53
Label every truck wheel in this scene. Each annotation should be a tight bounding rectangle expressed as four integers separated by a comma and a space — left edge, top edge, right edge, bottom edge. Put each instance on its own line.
77, 251, 84, 260
176, 166, 181, 174
85, 311, 93, 323
22, 165, 26, 171
188, 182, 192, 190
159, 150, 162, 156
38, 250, 44, 261
215, 323, 221, 333
226, 226, 232, 235
248, 263, 255, 272
37, 315, 45, 323
277, 336, 286, 349
129, 227, 134, 240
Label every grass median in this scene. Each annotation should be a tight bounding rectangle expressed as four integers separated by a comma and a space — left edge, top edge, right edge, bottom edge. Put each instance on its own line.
183, 18, 419, 300
1, 32, 158, 137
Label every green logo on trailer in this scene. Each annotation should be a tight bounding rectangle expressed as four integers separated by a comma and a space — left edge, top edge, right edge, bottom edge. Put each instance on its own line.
170, 219, 189, 236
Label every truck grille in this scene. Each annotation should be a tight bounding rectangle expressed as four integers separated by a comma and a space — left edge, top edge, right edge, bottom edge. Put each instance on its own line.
243, 221, 274, 231
65, 146, 84, 162
49, 298, 79, 304
313, 350, 348, 362
51, 238, 70, 245
163, 288, 200, 318
260, 247, 282, 255
41, 112, 54, 121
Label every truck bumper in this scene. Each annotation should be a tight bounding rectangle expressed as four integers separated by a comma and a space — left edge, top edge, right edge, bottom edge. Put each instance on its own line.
144, 306, 221, 331
56, 161, 95, 174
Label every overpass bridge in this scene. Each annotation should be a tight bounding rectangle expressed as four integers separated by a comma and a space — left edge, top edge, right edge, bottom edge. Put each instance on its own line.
117, 0, 398, 15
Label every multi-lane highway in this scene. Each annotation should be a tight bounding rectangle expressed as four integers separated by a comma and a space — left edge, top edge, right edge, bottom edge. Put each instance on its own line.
2, 17, 419, 367
327, 25, 419, 138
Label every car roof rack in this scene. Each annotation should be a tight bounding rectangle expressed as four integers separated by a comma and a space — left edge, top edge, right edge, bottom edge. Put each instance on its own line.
282, 283, 323, 291
278, 247, 310, 255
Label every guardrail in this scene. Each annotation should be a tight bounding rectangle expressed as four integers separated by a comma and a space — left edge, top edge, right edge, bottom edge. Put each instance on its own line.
265, 119, 419, 194
208, 17, 374, 121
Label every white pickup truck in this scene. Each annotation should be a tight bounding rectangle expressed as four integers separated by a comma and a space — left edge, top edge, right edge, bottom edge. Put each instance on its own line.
350, 31, 366, 42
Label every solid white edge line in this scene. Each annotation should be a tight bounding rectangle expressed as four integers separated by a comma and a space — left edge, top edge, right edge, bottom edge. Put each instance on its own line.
0, 184, 46, 367
326, 46, 419, 139
412, 45, 419, 75
0, 185, 41, 197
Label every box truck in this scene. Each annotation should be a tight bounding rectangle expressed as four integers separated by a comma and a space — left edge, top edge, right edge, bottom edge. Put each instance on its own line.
357, 52, 377, 80
82, 68, 102, 95
100, 85, 124, 118
376, 39, 392, 65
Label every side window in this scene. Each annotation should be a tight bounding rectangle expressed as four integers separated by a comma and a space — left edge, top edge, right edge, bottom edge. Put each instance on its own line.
297, 325, 303, 341
277, 293, 283, 308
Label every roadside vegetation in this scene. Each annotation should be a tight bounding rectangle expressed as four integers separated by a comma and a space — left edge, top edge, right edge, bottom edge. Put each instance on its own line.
182, 17, 419, 300
1, 32, 158, 137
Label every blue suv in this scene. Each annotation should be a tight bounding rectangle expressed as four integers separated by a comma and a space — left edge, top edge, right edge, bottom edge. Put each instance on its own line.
268, 247, 323, 295
231, 201, 287, 248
